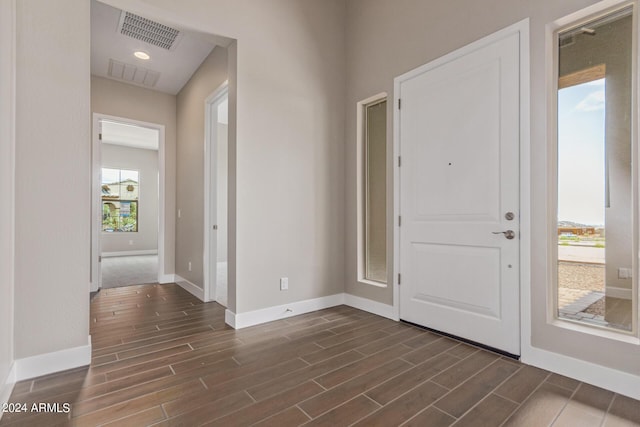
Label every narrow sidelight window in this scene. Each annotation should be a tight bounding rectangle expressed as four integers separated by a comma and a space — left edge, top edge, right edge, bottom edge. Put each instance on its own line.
554, 6, 635, 333
361, 97, 387, 284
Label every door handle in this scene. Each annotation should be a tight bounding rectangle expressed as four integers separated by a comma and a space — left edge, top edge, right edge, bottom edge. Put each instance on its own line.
492, 230, 515, 239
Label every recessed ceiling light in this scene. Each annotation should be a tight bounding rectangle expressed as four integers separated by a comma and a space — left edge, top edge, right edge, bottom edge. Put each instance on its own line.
134, 51, 150, 60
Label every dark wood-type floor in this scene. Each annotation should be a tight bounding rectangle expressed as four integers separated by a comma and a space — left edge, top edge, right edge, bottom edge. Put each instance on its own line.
2, 283, 639, 426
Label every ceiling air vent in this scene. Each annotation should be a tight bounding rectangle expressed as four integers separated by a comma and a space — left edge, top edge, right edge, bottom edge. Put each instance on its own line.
118, 11, 181, 50
108, 59, 160, 88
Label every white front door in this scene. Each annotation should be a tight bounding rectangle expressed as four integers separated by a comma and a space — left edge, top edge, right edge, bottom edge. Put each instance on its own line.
398, 28, 522, 355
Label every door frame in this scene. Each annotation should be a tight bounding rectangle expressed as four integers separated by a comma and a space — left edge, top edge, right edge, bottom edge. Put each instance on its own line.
203, 81, 229, 303
392, 19, 531, 350
91, 113, 166, 292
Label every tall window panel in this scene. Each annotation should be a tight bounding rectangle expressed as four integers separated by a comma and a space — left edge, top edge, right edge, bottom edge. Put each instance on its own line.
555, 6, 635, 333
364, 99, 387, 283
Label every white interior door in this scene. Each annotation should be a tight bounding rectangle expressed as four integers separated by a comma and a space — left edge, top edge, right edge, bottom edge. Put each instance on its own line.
398, 29, 521, 355
91, 117, 103, 292
204, 84, 228, 305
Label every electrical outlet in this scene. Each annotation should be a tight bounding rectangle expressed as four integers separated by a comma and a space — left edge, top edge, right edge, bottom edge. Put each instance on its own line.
188, 261, 192, 272
129, 240, 133, 245
280, 277, 289, 291
618, 268, 632, 279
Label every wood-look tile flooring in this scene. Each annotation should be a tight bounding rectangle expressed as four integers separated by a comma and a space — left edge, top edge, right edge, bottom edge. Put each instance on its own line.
2, 283, 639, 427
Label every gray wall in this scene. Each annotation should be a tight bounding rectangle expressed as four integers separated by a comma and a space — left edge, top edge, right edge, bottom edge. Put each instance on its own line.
345, 0, 640, 376
0, 0, 15, 392
176, 46, 228, 288
91, 76, 177, 275
106, 0, 347, 314
14, 0, 90, 358
101, 144, 159, 254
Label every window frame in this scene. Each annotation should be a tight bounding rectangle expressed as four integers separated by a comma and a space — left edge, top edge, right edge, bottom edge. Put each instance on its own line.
101, 167, 140, 234
356, 92, 388, 287
548, 2, 639, 338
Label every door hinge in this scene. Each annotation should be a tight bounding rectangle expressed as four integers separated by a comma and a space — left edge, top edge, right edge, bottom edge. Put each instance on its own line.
98, 133, 102, 141
98, 256, 102, 262
398, 98, 401, 110
398, 273, 401, 285
398, 156, 401, 167
398, 216, 401, 227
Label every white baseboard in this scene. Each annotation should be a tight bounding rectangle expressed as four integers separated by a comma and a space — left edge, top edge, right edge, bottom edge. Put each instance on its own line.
605, 286, 632, 300
344, 293, 396, 320
225, 309, 236, 328
522, 345, 640, 400
101, 250, 158, 258
14, 336, 91, 382
227, 293, 345, 329
158, 273, 176, 284
0, 362, 16, 421
175, 275, 205, 301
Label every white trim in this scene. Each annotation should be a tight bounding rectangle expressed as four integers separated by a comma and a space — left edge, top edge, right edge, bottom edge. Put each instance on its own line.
91, 113, 166, 293
175, 275, 205, 300
158, 273, 176, 284
224, 309, 236, 328
393, 19, 531, 345
606, 286, 633, 300
13, 337, 91, 382
101, 249, 158, 257
521, 346, 640, 400
0, 362, 16, 421
228, 294, 345, 329
204, 81, 229, 303
344, 294, 395, 320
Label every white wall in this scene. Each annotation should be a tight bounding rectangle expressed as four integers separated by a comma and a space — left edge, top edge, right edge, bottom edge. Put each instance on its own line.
91, 76, 176, 274
0, 0, 16, 403
176, 46, 228, 288
345, 0, 640, 378
101, 144, 159, 254
14, 0, 90, 358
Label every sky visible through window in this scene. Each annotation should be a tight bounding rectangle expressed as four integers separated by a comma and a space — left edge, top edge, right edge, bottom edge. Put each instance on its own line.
558, 78, 606, 226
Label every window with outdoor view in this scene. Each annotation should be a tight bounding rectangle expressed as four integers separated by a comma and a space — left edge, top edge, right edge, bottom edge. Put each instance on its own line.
102, 168, 139, 232
555, 7, 635, 333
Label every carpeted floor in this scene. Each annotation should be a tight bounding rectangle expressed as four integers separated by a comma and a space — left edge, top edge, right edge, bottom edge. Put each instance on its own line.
101, 254, 158, 288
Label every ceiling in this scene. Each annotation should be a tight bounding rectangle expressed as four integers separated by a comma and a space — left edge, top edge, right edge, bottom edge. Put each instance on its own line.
91, 0, 227, 95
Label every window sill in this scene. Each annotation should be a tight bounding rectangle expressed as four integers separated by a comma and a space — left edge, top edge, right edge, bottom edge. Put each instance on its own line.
358, 278, 388, 288
549, 318, 639, 345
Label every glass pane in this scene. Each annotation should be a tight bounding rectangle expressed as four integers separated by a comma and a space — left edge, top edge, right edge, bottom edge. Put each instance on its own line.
101, 168, 139, 233
557, 8, 633, 332
365, 100, 387, 283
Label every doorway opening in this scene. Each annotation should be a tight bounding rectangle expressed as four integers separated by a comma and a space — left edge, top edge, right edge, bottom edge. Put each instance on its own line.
91, 115, 165, 291
204, 83, 229, 305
